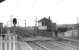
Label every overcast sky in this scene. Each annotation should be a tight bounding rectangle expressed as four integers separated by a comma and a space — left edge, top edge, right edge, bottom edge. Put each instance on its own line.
0, 0, 79, 27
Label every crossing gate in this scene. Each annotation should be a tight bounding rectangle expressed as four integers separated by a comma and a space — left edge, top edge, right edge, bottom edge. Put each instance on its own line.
0, 34, 17, 50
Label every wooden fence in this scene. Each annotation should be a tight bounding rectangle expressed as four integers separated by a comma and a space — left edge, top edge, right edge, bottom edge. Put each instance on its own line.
0, 34, 17, 50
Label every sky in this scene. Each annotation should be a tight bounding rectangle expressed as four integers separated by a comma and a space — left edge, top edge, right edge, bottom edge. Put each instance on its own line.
0, 0, 79, 27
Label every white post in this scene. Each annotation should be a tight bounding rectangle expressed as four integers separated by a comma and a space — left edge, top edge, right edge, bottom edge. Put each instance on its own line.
11, 36, 13, 50
15, 35, 17, 50
4, 34, 7, 50
9, 36, 12, 50
1, 34, 5, 50
2, 40, 4, 50
13, 35, 16, 50
6, 35, 9, 50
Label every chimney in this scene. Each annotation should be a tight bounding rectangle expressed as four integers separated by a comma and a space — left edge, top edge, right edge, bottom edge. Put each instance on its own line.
48, 16, 51, 20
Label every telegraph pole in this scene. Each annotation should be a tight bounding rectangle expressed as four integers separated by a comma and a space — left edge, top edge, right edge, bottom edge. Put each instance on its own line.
77, 17, 79, 37
7, 21, 9, 27
34, 16, 38, 36
35, 16, 37, 26
10, 15, 13, 27
25, 20, 26, 28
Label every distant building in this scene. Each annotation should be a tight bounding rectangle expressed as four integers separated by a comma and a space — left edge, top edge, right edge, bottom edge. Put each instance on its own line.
38, 17, 48, 30
37, 17, 56, 37
38, 17, 56, 32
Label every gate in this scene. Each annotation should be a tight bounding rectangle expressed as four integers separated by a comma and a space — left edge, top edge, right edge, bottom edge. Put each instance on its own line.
0, 34, 17, 50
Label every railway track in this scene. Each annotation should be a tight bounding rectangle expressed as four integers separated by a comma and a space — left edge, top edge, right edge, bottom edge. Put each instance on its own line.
63, 38, 79, 46
26, 40, 65, 50
48, 38, 79, 50
27, 41, 47, 50
34, 40, 64, 50
58, 38, 79, 48
23, 37, 79, 50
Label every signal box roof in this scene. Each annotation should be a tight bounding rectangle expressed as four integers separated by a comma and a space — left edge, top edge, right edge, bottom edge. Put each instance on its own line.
38, 17, 50, 22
